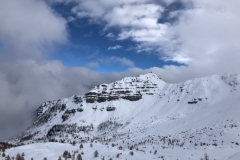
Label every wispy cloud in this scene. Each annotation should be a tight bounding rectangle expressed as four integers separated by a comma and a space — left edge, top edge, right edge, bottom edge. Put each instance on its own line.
84, 32, 93, 38
99, 56, 135, 67
86, 61, 99, 68
67, 16, 76, 22
108, 45, 123, 50
106, 32, 115, 38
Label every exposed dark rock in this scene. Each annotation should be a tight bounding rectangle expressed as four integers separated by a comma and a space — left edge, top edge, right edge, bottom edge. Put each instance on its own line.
86, 98, 96, 103
61, 104, 66, 111
97, 96, 108, 102
122, 94, 142, 101
73, 95, 83, 104
106, 106, 116, 111
77, 108, 84, 112
62, 109, 76, 122
188, 101, 198, 104
107, 96, 119, 101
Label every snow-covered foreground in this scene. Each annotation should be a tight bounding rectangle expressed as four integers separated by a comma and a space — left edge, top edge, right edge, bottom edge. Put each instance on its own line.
2, 73, 240, 160
2, 142, 240, 160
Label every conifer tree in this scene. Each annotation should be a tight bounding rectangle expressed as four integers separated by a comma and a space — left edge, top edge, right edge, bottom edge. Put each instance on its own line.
94, 150, 99, 157
79, 144, 83, 150
76, 154, 82, 160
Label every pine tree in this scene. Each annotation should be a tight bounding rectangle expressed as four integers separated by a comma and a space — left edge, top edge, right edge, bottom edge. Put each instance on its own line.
68, 152, 71, 158
94, 150, 99, 157
116, 153, 120, 158
76, 154, 82, 160
79, 144, 83, 150
63, 150, 68, 158
5, 155, 10, 160
130, 151, 134, 156
204, 153, 209, 160
72, 141, 76, 146
154, 150, 157, 155
16, 154, 21, 160
16, 153, 24, 160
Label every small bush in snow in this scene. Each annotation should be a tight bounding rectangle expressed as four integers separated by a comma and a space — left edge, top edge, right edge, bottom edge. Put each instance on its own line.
130, 151, 134, 156
94, 150, 99, 157
79, 144, 83, 150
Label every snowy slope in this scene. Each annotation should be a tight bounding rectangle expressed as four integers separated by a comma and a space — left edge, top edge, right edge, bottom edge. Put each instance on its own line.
2, 73, 240, 160
2, 142, 240, 160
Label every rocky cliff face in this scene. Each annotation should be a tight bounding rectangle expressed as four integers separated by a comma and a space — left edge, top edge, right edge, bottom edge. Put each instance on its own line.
84, 73, 165, 103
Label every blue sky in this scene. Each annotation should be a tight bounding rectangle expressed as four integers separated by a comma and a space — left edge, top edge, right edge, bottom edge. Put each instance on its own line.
47, 1, 184, 73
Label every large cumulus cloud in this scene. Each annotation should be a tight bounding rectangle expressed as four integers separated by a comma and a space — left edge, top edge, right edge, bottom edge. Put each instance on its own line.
0, 0, 67, 140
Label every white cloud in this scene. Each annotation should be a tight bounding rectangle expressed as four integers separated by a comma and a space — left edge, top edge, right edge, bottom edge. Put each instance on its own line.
108, 45, 123, 50
104, 4, 163, 29
76, 11, 89, 18
0, 0, 68, 56
71, 0, 153, 19
118, 25, 168, 43
161, 0, 240, 71
106, 33, 115, 38
0, 0, 68, 140
162, 55, 191, 64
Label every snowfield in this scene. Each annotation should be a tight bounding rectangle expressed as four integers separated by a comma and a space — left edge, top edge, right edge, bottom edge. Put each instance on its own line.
1, 73, 240, 160
3, 142, 240, 160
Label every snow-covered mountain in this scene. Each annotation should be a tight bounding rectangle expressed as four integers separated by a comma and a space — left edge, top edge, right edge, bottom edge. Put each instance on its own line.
2, 73, 240, 160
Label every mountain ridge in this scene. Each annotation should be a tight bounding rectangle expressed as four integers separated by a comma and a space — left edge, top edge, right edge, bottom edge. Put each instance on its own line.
3, 73, 240, 160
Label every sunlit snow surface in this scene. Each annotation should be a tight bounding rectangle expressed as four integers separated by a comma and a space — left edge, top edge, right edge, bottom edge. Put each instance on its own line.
3, 142, 240, 160
3, 73, 240, 160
